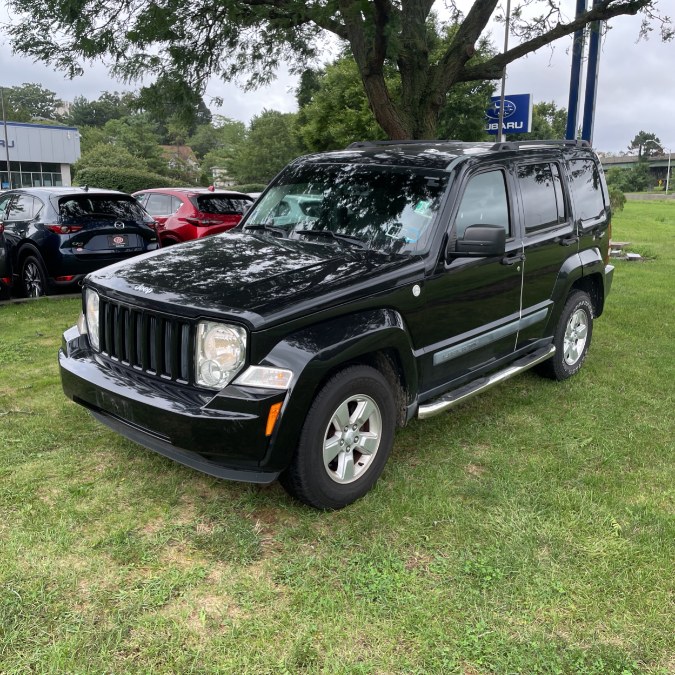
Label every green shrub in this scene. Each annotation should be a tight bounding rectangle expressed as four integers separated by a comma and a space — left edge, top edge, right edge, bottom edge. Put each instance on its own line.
228, 183, 268, 193
608, 186, 626, 213
74, 167, 188, 194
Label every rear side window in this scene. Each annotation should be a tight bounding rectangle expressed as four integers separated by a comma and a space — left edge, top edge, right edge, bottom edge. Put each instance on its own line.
518, 163, 566, 231
58, 196, 146, 222
568, 159, 606, 223
193, 195, 253, 215
455, 170, 510, 239
145, 193, 177, 216
7, 195, 38, 221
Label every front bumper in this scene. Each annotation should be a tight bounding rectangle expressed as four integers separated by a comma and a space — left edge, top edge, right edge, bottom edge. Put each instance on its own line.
59, 325, 285, 483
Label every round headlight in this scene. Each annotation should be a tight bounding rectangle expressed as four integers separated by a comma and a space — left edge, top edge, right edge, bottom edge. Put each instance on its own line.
203, 325, 245, 371
196, 322, 246, 389
85, 289, 100, 351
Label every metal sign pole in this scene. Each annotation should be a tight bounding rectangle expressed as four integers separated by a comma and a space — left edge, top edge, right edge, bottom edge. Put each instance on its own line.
566, 0, 587, 140
497, 0, 512, 142
0, 88, 11, 188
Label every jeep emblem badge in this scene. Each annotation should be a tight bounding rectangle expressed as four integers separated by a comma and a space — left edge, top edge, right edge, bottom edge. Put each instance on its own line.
412, 284, 421, 297
133, 284, 154, 294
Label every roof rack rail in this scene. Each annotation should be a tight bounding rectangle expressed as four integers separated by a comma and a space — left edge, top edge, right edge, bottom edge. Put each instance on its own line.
347, 140, 445, 149
490, 139, 591, 151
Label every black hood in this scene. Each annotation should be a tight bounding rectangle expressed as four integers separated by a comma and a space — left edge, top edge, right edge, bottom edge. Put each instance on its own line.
87, 232, 420, 328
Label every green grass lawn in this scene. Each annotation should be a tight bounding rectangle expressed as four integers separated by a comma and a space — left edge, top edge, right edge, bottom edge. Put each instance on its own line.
0, 201, 673, 674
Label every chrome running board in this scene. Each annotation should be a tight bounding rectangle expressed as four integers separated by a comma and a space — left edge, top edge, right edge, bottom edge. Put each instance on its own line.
417, 345, 556, 420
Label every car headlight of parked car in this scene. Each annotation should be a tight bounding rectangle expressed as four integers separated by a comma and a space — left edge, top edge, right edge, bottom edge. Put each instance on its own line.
196, 321, 247, 389
85, 289, 100, 351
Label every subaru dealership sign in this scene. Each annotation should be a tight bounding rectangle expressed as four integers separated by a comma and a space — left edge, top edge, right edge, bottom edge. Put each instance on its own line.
485, 94, 532, 135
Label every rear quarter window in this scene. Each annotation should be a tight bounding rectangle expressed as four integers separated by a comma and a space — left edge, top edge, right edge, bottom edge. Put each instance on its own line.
567, 159, 606, 223
518, 162, 566, 231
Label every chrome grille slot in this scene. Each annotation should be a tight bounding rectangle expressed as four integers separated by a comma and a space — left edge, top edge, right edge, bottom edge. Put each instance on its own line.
99, 297, 192, 384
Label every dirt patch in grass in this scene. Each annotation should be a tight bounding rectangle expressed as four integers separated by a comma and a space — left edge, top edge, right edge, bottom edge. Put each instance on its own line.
465, 463, 486, 478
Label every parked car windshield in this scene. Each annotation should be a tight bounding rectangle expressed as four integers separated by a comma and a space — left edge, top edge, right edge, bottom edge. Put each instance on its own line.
192, 195, 253, 215
244, 163, 449, 254
58, 195, 147, 223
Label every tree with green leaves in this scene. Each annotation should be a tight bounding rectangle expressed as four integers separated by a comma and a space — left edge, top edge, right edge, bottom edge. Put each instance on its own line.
73, 143, 150, 176
100, 115, 168, 175
296, 46, 493, 152
505, 101, 568, 142
226, 110, 301, 185
2, 83, 63, 122
135, 75, 214, 143
628, 131, 663, 158
6, 0, 671, 140
67, 92, 137, 128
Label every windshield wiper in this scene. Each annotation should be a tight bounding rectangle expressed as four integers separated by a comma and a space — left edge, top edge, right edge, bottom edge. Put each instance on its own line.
243, 223, 288, 237
294, 229, 367, 249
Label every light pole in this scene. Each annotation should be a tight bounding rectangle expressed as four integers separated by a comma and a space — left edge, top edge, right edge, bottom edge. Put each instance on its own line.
644, 139, 671, 195
0, 87, 11, 189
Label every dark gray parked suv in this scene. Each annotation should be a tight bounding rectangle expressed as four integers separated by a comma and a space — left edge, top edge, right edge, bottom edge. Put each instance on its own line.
60, 140, 613, 509
0, 187, 159, 297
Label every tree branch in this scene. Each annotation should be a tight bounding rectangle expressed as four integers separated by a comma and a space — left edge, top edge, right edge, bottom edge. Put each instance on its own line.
457, 0, 657, 82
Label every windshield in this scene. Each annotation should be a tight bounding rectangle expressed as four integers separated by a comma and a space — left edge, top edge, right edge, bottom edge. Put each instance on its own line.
243, 163, 449, 254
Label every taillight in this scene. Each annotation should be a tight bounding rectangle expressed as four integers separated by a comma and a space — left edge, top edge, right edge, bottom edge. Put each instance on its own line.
47, 224, 84, 234
0, 223, 4, 234
185, 217, 221, 227
604, 220, 612, 266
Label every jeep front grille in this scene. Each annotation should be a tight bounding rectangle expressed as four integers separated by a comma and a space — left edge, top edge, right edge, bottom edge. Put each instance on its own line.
98, 298, 193, 384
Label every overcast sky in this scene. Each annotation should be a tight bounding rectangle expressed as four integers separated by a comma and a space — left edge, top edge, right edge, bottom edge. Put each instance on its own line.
1, 0, 673, 153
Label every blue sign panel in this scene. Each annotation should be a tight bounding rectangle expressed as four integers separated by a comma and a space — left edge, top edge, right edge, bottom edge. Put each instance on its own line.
485, 94, 532, 135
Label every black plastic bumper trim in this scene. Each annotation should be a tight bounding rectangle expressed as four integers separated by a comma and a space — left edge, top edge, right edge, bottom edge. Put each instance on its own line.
90, 409, 280, 484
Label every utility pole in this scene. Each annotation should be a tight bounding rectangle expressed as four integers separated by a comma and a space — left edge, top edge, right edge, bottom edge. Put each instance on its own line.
0, 87, 11, 189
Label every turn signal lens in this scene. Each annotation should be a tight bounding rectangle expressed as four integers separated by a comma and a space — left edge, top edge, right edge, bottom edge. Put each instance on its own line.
265, 402, 283, 436
234, 366, 293, 390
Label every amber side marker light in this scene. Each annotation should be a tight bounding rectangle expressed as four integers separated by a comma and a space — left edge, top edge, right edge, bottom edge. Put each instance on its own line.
265, 402, 283, 437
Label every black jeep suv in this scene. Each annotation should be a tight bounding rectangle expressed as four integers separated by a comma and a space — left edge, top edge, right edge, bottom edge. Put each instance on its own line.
60, 140, 613, 509
0, 187, 159, 297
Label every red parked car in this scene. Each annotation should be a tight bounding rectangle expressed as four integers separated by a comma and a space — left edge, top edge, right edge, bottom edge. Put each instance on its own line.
133, 187, 254, 245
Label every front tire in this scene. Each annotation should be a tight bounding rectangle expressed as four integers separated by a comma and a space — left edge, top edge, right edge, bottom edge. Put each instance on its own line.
20, 255, 49, 298
538, 290, 594, 381
280, 365, 396, 509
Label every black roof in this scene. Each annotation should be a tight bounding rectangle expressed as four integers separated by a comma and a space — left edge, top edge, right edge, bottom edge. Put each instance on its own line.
299, 139, 593, 172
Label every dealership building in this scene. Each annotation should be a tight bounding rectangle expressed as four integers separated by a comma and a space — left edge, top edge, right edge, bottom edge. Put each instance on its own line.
0, 121, 81, 189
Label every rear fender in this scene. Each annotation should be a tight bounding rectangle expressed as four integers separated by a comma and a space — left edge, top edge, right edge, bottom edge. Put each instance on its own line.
545, 248, 606, 333
255, 308, 417, 472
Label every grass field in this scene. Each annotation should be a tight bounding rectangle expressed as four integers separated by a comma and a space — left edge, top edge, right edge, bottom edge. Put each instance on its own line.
0, 201, 673, 673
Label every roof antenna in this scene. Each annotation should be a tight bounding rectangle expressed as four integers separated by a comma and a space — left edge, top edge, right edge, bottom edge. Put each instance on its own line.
83, 185, 89, 192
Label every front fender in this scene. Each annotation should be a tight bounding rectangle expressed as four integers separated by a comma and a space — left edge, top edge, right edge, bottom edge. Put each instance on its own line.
257, 308, 417, 472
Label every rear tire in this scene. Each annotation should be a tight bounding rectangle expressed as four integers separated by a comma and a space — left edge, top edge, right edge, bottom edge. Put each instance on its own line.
20, 255, 49, 298
537, 290, 593, 381
280, 365, 396, 510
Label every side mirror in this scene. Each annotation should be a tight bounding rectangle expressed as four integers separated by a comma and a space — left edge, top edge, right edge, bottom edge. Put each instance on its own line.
450, 224, 506, 258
